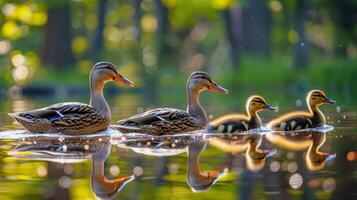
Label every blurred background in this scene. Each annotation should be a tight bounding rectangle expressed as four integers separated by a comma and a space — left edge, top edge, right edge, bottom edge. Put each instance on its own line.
0, 1, 356, 200
0, 0, 356, 110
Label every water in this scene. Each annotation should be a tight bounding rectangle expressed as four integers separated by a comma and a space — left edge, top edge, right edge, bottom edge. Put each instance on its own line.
0, 95, 356, 200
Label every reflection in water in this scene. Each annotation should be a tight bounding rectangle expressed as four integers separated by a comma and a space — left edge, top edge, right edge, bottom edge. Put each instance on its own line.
187, 138, 227, 192
9, 135, 135, 199
266, 131, 336, 171
112, 133, 227, 192
91, 141, 135, 200
208, 133, 274, 171
0, 125, 343, 199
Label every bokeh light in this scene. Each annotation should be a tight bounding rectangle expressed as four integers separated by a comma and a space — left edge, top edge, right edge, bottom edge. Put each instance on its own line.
12, 65, 29, 82
269, 161, 280, 172
322, 178, 336, 192
270, 0, 282, 12
58, 176, 73, 188
141, 14, 158, 33
133, 166, 144, 176
287, 162, 298, 173
37, 166, 47, 177
289, 173, 303, 189
346, 151, 357, 161
0, 40, 11, 54
110, 165, 120, 176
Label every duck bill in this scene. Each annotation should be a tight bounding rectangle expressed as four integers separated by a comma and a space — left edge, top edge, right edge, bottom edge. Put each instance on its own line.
264, 104, 277, 111
208, 168, 227, 183
114, 74, 134, 86
115, 175, 135, 191
208, 82, 229, 94
324, 98, 336, 104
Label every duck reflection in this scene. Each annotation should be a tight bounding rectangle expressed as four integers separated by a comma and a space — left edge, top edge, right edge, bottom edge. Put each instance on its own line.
208, 133, 274, 171
90, 140, 135, 200
112, 133, 227, 192
266, 131, 336, 171
187, 138, 227, 192
9, 135, 135, 200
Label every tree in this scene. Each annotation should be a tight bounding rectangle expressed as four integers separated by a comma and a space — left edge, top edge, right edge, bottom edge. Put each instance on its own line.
293, 0, 309, 68
242, 0, 272, 55
223, 5, 242, 68
93, 0, 107, 55
42, 3, 74, 69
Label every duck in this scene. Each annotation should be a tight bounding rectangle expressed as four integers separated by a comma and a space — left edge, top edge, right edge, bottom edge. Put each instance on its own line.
112, 71, 228, 135
8, 62, 134, 135
207, 95, 276, 133
187, 138, 227, 192
268, 89, 335, 131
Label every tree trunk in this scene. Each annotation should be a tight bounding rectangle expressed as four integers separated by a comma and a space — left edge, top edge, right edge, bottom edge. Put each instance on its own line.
154, 0, 170, 55
223, 5, 242, 68
242, 0, 272, 55
93, 0, 107, 58
42, 4, 74, 69
294, 0, 309, 68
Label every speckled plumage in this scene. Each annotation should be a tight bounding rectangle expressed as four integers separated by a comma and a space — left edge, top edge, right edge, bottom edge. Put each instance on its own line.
9, 102, 110, 135
113, 71, 228, 135
9, 62, 133, 135
114, 108, 205, 135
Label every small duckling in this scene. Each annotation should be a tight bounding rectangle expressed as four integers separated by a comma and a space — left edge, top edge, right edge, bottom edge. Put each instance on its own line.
207, 95, 276, 133
268, 89, 335, 131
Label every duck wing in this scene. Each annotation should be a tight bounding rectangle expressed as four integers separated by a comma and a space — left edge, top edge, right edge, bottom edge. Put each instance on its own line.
118, 108, 191, 126
11, 102, 96, 123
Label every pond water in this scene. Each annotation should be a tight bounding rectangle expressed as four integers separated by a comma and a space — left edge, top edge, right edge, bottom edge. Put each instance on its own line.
0, 94, 356, 200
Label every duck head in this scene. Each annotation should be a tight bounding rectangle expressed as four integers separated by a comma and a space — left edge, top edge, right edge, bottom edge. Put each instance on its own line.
307, 89, 336, 108
187, 71, 228, 94
91, 61, 134, 87
246, 95, 277, 114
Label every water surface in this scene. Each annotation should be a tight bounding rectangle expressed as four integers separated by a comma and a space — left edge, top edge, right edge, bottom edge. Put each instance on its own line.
0, 96, 356, 200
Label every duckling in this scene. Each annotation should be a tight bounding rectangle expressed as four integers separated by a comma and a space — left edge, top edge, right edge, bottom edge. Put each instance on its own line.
268, 89, 335, 131
207, 95, 276, 133
9, 62, 134, 135
113, 71, 228, 135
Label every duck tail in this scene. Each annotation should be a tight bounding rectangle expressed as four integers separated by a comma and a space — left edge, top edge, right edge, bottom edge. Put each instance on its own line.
8, 112, 34, 123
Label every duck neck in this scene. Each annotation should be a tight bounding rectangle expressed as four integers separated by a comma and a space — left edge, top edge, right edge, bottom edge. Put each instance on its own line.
186, 87, 208, 125
92, 158, 105, 182
90, 77, 111, 120
247, 109, 261, 128
188, 150, 201, 176
308, 103, 325, 124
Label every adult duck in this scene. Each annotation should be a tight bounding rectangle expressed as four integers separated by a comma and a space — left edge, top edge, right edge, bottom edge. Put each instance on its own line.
9, 62, 133, 135
113, 71, 228, 135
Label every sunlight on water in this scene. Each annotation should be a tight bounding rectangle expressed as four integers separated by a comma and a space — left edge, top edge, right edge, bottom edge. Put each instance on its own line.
0, 97, 356, 200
